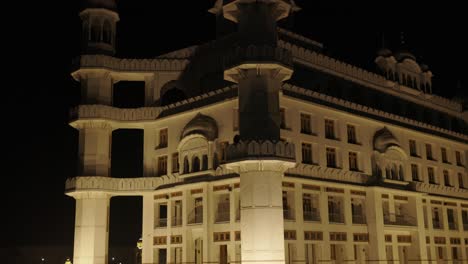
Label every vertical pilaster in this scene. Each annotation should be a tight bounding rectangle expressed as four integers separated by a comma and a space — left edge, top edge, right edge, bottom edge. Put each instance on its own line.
80, 72, 114, 105
366, 189, 387, 263
409, 196, 429, 263
142, 194, 154, 264
144, 75, 156, 106
73, 192, 111, 264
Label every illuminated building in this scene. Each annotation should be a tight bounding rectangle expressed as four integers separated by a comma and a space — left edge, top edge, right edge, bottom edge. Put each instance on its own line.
66, 0, 468, 263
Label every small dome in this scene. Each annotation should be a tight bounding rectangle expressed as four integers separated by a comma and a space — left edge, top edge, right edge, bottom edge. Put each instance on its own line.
181, 113, 218, 141
373, 127, 400, 153
420, 64, 430, 72
394, 50, 417, 62
83, 0, 117, 11
377, 48, 392, 57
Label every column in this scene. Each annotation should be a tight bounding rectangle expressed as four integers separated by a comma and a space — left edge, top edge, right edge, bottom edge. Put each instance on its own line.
77, 122, 112, 176
142, 194, 154, 264
72, 192, 111, 264
144, 75, 156, 106
80, 71, 113, 105
366, 189, 387, 263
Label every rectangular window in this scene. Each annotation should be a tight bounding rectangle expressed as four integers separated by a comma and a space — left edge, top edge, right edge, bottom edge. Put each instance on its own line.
326, 147, 337, 168
444, 170, 450, 186
348, 152, 358, 171
409, 140, 417, 157
280, 108, 286, 129
159, 128, 168, 148
411, 164, 419, 181
426, 144, 433, 160
459, 173, 465, 188
158, 156, 168, 176
172, 153, 179, 173
441, 148, 448, 163
300, 113, 312, 134
347, 125, 357, 144
304, 231, 323, 241
456, 151, 463, 166
302, 143, 313, 164
284, 230, 297, 240
428, 167, 436, 184
325, 119, 335, 139
329, 232, 347, 241
213, 232, 230, 242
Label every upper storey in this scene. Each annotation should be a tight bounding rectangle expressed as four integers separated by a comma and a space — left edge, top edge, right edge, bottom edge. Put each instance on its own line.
70, 1, 467, 139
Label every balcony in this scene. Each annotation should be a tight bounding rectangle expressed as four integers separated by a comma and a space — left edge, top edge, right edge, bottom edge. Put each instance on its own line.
171, 216, 182, 227
352, 214, 366, 224
188, 207, 203, 225
432, 220, 443, 229
328, 212, 344, 224
383, 213, 416, 226
155, 218, 167, 228
283, 207, 295, 221
303, 210, 320, 222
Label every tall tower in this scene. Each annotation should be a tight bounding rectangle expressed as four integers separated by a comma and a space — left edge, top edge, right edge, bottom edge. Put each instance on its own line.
80, 0, 119, 55
215, 1, 299, 263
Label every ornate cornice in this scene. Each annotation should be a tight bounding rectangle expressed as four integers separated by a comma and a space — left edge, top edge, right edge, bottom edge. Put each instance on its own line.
223, 45, 293, 72
65, 176, 166, 194
224, 140, 296, 163
286, 164, 368, 184
282, 84, 468, 142
409, 181, 468, 199
72, 55, 189, 75
70, 105, 163, 122
71, 120, 113, 130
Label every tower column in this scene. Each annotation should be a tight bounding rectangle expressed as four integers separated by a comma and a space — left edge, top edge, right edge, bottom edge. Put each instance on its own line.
77, 122, 113, 176
78, 71, 114, 105
72, 192, 111, 264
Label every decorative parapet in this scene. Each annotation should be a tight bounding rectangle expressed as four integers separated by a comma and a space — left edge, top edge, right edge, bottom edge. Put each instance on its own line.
72, 55, 189, 73
409, 182, 468, 199
223, 45, 293, 70
279, 40, 463, 113
69, 86, 238, 124
225, 140, 296, 163
277, 27, 324, 49
286, 164, 369, 184
282, 84, 468, 142
70, 105, 163, 122
65, 176, 171, 194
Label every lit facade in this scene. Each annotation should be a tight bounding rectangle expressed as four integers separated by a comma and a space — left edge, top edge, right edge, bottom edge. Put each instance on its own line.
66, 1, 468, 264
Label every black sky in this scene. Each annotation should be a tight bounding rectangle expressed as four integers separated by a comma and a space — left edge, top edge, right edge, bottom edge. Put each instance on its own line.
4, 0, 467, 249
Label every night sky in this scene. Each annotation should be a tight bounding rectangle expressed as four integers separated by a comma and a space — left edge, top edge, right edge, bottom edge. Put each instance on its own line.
4, 0, 467, 251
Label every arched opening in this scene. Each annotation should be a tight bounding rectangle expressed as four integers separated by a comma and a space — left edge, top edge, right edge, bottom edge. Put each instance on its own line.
202, 155, 208, 170
103, 20, 112, 44
192, 156, 200, 172
183, 156, 189, 174
160, 88, 187, 106
113, 81, 145, 108
111, 129, 143, 178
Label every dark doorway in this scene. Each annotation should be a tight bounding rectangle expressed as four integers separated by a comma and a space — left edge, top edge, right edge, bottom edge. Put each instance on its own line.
113, 81, 145, 108
111, 129, 143, 178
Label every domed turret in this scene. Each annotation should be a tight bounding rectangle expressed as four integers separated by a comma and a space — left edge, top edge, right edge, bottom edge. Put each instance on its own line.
79, 0, 119, 55
373, 127, 400, 153
181, 113, 219, 141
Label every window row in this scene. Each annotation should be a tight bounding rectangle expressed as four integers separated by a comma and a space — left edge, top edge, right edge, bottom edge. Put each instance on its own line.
409, 139, 464, 167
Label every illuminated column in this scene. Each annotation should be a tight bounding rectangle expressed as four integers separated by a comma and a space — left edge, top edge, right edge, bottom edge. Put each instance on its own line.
72, 192, 111, 264
226, 160, 295, 264
75, 71, 114, 105
144, 75, 156, 106
141, 194, 154, 264
76, 122, 113, 176
366, 189, 387, 263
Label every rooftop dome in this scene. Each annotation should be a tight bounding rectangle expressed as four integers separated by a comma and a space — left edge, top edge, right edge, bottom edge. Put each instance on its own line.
181, 113, 218, 141
373, 127, 400, 153
83, 0, 117, 11
420, 63, 430, 72
377, 48, 392, 57
394, 50, 417, 62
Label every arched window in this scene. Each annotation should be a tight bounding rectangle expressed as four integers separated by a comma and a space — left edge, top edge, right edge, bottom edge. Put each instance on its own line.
192, 156, 200, 172
391, 165, 397, 180
90, 21, 100, 42
412, 78, 417, 89
183, 156, 189, 174
103, 20, 112, 44
399, 165, 404, 181
407, 75, 412, 88
388, 69, 394, 81
394, 72, 400, 83
202, 155, 208, 170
